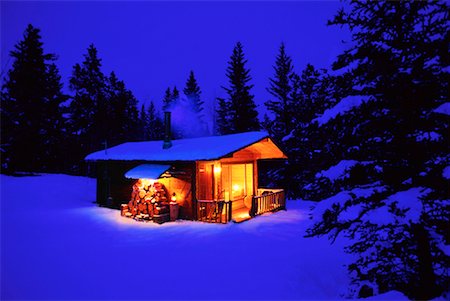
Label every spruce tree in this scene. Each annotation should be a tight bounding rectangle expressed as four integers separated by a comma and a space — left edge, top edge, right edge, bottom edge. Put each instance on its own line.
172, 86, 180, 104
162, 87, 172, 112
42, 63, 69, 171
0, 24, 67, 173
215, 97, 232, 135
265, 43, 295, 141
278, 66, 339, 198
306, 2, 450, 299
183, 70, 204, 114
145, 101, 164, 140
139, 104, 148, 140
68, 44, 108, 168
107, 72, 140, 145
217, 42, 260, 134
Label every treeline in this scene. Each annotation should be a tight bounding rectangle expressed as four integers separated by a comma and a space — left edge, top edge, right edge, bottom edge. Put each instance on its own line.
0, 25, 206, 174
0, 22, 271, 174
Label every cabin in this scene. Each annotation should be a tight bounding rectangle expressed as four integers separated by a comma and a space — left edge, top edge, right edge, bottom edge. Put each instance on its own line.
85, 113, 287, 223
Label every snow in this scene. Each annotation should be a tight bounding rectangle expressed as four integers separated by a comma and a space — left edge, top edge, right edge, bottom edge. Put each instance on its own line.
282, 129, 295, 142
1, 174, 353, 300
363, 290, 408, 300
415, 131, 441, 142
433, 102, 450, 115
85, 131, 277, 161
315, 160, 359, 181
314, 95, 372, 126
364, 187, 431, 226
311, 185, 387, 223
443, 166, 450, 179
124, 164, 170, 179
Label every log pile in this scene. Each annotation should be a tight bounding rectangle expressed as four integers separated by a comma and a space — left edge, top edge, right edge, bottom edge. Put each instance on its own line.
121, 180, 170, 224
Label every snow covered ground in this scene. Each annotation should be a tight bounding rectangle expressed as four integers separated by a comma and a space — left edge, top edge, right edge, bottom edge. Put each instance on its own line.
0, 174, 406, 300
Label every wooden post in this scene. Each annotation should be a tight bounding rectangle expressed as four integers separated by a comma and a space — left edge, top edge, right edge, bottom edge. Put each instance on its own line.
282, 190, 286, 210
249, 196, 256, 217
192, 162, 198, 220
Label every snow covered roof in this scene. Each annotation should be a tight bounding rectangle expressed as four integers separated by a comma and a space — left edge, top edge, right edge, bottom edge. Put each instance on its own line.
124, 164, 171, 179
85, 131, 286, 162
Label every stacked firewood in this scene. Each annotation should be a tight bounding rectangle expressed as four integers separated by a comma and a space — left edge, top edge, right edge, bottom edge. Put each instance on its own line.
121, 181, 170, 223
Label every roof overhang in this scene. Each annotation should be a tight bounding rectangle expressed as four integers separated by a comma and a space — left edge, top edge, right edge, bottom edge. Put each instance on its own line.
220, 137, 287, 160
124, 164, 171, 179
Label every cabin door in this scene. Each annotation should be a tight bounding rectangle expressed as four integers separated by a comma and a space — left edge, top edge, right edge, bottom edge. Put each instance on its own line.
198, 163, 214, 200
221, 163, 254, 208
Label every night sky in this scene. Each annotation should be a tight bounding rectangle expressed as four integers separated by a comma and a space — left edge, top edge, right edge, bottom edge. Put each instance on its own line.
1, 1, 350, 117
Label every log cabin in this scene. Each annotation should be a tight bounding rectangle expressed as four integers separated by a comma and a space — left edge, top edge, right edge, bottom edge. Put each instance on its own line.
85, 113, 287, 223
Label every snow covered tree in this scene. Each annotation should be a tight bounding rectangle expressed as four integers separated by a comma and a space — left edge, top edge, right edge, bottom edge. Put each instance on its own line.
280, 66, 339, 197
265, 43, 296, 141
0, 24, 67, 173
306, 1, 450, 299
183, 70, 204, 114
216, 42, 260, 134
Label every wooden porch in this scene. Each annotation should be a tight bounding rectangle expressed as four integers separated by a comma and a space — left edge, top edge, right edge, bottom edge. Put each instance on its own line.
195, 188, 286, 223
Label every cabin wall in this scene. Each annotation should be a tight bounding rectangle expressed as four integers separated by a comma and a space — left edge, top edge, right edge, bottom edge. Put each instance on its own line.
96, 161, 196, 219
157, 163, 195, 220
96, 161, 137, 208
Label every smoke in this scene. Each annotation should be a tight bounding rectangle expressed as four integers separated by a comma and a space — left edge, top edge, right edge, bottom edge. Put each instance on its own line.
167, 94, 210, 139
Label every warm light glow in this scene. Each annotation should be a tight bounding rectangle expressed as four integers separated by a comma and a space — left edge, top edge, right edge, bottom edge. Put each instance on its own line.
214, 166, 222, 174
140, 178, 155, 187
233, 184, 240, 191
171, 193, 177, 202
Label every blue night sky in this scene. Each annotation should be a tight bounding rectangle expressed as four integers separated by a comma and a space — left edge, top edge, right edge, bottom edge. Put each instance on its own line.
1, 1, 350, 118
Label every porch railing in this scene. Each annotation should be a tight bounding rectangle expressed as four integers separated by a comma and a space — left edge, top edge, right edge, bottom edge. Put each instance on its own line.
196, 200, 232, 224
250, 189, 285, 217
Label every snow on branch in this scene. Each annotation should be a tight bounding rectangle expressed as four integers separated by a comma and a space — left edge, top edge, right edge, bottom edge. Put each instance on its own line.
362, 187, 431, 226
313, 95, 372, 126
315, 160, 373, 182
433, 102, 450, 116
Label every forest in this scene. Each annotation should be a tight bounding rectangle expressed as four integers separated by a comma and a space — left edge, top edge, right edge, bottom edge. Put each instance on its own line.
1, 1, 449, 300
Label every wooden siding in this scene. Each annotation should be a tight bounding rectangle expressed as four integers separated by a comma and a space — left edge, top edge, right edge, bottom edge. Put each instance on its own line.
96, 161, 195, 220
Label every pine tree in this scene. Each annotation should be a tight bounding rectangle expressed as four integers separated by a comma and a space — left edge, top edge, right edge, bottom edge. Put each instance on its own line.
0, 24, 67, 173
172, 86, 180, 104
145, 101, 164, 140
183, 70, 204, 114
42, 63, 69, 171
306, 2, 450, 299
279, 66, 339, 198
107, 72, 140, 145
217, 42, 260, 134
68, 44, 108, 168
162, 87, 172, 112
265, 43, 295, 140
215, 97, 232, 135
139, 104, 148, 140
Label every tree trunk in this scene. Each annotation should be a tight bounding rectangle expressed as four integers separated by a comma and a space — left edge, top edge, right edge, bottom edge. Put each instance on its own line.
411, 223, 438, 300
